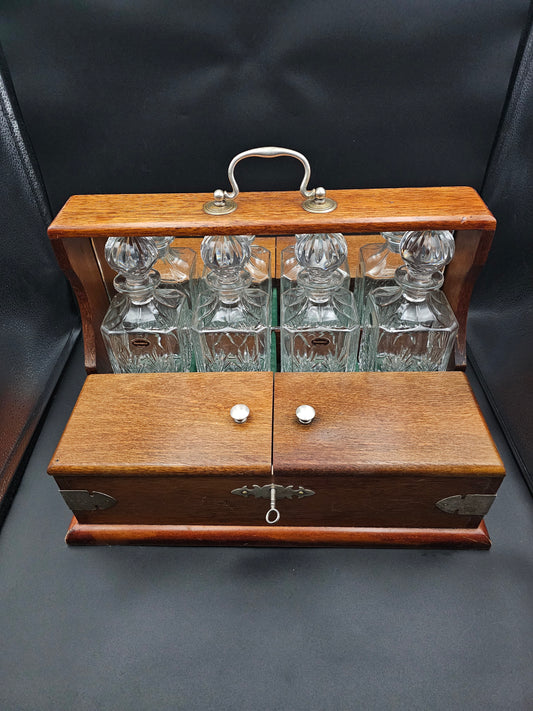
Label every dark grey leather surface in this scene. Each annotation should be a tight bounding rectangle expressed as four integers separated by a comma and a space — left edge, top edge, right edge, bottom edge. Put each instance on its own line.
469, 10, 533, 493
0, 1, 528, 211
0, 43, 79, 522
0, 339, 532, 711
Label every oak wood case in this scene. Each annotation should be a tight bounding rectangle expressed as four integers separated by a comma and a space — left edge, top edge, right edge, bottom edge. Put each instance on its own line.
46, 187, 502, 547
48, 372, 504, 544
273, 372, 503, 529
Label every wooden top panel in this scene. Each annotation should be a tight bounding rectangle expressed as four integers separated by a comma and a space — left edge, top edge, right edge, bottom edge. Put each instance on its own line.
273, 372, 504, 477
49, 373, 273, 476
48, 187, 495, 239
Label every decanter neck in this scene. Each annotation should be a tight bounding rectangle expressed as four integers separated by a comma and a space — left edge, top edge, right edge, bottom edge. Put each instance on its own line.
151, 236, 173, 259
113, 270, 161, 304
383, 231, 404, 253
206, 269, 252, 305
394, 265, 443, 301
395, 229, 453, 301
298, 268, 344, 304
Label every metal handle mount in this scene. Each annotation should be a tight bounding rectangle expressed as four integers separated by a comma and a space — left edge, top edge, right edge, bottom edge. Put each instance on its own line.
203, 146, 337, 215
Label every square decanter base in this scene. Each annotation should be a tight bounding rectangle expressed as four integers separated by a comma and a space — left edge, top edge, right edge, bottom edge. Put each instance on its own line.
65, 517, 491, 549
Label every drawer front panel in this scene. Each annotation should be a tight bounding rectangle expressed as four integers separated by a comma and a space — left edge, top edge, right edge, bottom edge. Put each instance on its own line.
54, 475, 274, 526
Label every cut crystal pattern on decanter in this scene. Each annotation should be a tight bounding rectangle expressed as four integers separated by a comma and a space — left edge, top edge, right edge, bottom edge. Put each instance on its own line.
101, 236, 192, 373
281, 232, 359, 372
152, 236, 197, 306
359, 230, 458, 372
355, 231, 404, 315
280, 235, 350, 296
192, 235, 271, 372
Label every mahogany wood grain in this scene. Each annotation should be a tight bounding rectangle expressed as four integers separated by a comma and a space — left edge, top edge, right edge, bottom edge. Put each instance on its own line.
54, 472, 498, 528
55, 474, 274, 525
65, 517, 491, 548
45, 188, 502, 546
271, 473, 500, 529
49, 372, 273, 476
48, 187, 495, 238
443, 229, 495, 369
49, 371, 504, 534
273, 372, 504, 477
51, 238, 111, 373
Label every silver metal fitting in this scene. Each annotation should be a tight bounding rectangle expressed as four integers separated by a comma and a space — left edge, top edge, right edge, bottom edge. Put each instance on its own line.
296, 405, 316, 425
203, 146, 337, 214
230, 404, 250, 423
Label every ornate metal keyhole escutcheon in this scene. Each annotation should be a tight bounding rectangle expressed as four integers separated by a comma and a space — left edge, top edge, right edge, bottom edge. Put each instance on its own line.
231, 483, 316, 525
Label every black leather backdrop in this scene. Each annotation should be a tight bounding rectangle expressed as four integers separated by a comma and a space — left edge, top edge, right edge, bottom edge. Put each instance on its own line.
0, 1, 528, 207
1, 1, 532, 493
0, 46, 79, 522
470, 11, 533, 493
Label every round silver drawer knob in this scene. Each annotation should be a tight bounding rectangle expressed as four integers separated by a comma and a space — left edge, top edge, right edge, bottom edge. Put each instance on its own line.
296, 405, 316, 425
230, 404, 250, 423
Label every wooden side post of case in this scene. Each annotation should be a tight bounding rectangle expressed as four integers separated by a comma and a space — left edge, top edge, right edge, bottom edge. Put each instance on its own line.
52, 238, 111, 373
443, 229, 495, 369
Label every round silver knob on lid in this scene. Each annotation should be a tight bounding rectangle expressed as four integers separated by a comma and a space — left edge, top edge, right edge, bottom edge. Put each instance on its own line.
296, 405, 316, 425
230, 404, 250, 423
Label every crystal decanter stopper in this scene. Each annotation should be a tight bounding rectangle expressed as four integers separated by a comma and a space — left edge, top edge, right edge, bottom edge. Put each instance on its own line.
100, 236, 192, 373
356, 231, 405, 315
233, 235, 271, 295
192, 234, 271, 371
281, 232, 359, 372
201, 234, 271, 297
151, 236, 197, 306
359, 229, 458, 372
280, 234, 350, 296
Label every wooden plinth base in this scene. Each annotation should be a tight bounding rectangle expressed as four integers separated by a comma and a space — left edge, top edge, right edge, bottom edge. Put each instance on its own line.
65, 517, 491, 549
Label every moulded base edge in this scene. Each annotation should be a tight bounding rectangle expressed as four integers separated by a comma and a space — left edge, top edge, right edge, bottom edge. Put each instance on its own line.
65, 517, 491, 549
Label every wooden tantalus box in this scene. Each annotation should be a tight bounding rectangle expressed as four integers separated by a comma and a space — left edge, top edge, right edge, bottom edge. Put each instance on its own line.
49, 371, 503, 547
46, 158, 504, 547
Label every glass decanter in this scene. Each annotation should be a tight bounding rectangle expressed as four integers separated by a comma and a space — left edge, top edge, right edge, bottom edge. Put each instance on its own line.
359, 230, 458, 372
280, 235, 350, 296
101, 236, 192, 373
152, 236, 197, 306
192, 234, 271, 372
355, 231, 404, 315
281, 232, 359, 372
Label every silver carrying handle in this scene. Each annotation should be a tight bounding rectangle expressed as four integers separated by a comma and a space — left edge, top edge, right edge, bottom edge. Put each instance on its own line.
203, 146, 337, 215
226, 147, 313, 201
